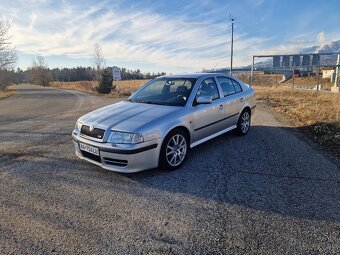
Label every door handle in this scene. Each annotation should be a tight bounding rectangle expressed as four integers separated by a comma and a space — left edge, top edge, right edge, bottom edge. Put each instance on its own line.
219, 104, 224, 110
240, 97, 244, 102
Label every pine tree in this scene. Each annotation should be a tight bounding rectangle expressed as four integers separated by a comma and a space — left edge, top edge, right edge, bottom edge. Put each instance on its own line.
96, 68, 113, 94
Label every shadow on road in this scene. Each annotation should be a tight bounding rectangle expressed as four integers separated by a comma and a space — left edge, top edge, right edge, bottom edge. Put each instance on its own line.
2, 125, 339, 226
130, 125, 340, 223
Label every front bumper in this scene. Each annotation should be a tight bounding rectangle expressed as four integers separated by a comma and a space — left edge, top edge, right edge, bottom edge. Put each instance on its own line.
72, 132, 161, 173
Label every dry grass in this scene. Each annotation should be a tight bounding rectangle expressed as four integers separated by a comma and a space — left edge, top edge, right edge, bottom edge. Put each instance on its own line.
0, 86, 16, 100
50, 81, 96, 94
236, 73, 278, 86
50, 80, 149, 96
115, 80, 150, 95
254, 85, 340, 157
236, 74, 335, 89
283, 77, 334, 89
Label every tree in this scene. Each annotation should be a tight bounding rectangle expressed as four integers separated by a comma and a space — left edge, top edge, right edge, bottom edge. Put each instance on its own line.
96, 68, 113, 94
0, 15, 17, 90
28, 56, 52, 86
93, 43, 106, 80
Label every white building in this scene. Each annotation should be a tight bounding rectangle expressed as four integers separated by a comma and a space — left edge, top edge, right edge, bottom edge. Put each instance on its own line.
322, 68, 335, 79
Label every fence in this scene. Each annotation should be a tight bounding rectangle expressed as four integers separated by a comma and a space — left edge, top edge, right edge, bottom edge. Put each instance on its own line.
250, 52, 340, 92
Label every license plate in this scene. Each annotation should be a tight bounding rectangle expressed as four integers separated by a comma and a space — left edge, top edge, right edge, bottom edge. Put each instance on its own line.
79, 143, 99, 156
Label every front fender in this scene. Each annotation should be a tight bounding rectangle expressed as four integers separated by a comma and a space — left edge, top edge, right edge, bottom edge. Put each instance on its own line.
135, 109, 193, 142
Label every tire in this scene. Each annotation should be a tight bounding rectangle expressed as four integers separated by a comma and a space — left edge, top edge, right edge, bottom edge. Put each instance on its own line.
159, 129, 189, 170
236, 109, 251, 136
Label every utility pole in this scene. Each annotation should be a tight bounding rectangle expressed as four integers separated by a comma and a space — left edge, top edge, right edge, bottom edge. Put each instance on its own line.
334, 54, 339, 87
330, 54, 340, 92
230, 14, 236, 76
317, 65, 320, 91
250, 56, 254, 85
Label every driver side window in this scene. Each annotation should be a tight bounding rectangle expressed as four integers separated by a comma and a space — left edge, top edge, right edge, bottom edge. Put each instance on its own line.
196, 78, 220, 101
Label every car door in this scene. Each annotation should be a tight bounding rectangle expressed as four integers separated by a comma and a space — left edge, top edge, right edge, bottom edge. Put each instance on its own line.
192, 78, 226, 142
216, 76, 244, 127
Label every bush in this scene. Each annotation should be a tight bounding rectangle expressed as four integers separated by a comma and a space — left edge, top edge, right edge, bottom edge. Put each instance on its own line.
96, 68, 113, 94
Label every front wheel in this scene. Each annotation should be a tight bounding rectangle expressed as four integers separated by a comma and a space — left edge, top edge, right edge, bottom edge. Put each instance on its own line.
236, 110, 251, 136
159, 129, 189, 170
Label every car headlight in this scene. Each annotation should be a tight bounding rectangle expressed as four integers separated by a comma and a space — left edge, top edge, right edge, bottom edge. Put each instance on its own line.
75, 121, 82, 132
108, 131, 144, 144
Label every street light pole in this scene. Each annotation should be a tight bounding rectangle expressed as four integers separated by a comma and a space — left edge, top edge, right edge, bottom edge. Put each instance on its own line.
230, 15, 236, 76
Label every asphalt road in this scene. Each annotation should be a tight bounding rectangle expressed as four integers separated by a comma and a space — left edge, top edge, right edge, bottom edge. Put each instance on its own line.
0, 84, 339, 254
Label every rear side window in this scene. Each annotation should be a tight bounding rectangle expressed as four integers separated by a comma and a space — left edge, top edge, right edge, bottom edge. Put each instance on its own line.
217, 77, 235, 96
217, 77, 242, 96
232, 80, 242, 93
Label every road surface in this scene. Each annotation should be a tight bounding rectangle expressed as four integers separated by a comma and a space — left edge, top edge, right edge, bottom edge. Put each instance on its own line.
0, 85, 339, 254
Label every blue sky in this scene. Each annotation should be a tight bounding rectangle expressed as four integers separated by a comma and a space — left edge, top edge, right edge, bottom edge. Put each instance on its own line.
1, 0, 340, 73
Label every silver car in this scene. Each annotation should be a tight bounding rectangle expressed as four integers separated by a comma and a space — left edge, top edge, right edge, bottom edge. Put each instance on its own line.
72, 73, 256, 173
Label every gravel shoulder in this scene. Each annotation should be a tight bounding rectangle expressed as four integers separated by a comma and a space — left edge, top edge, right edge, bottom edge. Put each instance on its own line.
0, 85, 339, 254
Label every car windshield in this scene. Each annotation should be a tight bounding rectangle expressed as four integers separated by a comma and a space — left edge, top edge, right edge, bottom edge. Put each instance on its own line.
128, 78, 197, 106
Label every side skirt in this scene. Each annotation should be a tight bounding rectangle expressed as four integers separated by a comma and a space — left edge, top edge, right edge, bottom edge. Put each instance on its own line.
190, 125, 237, 148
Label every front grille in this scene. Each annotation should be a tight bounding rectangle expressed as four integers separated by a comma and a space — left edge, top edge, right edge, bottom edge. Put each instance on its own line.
104, 157, 128, 167
81, 151, 102, 163
81, 125, 105, 139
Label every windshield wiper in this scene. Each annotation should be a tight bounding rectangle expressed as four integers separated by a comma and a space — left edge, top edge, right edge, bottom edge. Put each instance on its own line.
136, 100, 169, 105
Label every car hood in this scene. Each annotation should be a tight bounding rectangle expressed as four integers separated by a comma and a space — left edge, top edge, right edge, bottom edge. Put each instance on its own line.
79, 101, 180, 133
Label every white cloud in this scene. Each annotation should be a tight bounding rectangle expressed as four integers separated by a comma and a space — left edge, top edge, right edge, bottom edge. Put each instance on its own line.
247, 0, 266, 8
6, 0, 271, 72
29, 12, 38, 29
7, 1, 238, 71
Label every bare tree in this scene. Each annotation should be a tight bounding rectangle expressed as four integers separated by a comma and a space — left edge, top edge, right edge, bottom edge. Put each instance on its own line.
93, 43, 106, 80
0, 15, 17, 90
28, 56, 52, 86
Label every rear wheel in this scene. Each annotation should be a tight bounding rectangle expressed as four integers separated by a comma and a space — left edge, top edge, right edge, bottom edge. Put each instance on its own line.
159, 129, 189, 170
236, 109, 251, 136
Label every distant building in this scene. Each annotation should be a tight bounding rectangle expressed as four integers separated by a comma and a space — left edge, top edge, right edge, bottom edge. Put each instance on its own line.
292, 56, 301, 66
322, 68, 335, 79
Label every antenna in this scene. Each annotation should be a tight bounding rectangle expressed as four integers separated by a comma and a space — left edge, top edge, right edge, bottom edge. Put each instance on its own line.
211, 62, 219, 72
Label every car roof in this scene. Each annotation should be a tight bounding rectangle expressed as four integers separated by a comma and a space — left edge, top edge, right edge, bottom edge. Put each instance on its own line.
158, 73, 232, 79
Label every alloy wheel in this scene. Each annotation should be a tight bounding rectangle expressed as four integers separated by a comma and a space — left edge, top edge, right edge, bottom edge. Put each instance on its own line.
166, 134, 187, 167
240, 111, 250, 133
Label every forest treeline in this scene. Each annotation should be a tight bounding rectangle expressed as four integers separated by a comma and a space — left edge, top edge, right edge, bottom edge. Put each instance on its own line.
2, 66, 166, 85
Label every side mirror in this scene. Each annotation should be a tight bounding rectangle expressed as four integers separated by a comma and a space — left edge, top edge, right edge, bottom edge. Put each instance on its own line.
196, 96, 212, 104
